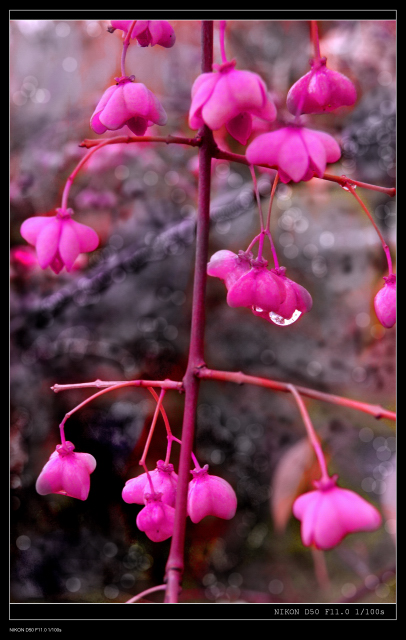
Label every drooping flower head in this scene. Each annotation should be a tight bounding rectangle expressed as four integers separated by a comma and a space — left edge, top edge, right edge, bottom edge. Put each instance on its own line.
20, 208, 99, 274
187, 464, 237, 523
207, 251, 313, 326
189, 60, 277, 145
374, 274, 396, 328
90, 75, 167, 136
122, 461, 178, 507
110, 20, 176, 48
293, 475, 382, 550
246, 125, 341, 183
36, 441, 97, 501
136, 493, 175, 542
287, 57, 357, 115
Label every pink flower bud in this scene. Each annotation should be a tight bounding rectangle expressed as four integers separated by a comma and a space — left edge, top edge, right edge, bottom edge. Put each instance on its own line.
90, 76, 167, 136
110, 20, 176, 48
36, 441, 96, 501
20, 208, 99, 274
189, 60, 276, 145
187, 465, 237, 523
287, 57, 356, 115
136, 493, 175, 542
226, 264, 285, 311
293, 476, 382, 550
207, 250, 252, 289
122, 461, 178, 506
246, 125, 341, 183
374, 274, 396, 328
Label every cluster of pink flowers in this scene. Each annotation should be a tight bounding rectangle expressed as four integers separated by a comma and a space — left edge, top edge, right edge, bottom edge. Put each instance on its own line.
110, 20, 176, 48
207, 249, 312, 325
36, 452, 237, 543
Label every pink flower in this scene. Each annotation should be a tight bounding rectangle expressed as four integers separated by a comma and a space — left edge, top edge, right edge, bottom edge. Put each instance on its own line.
189, 60, 277, 145
374, 274, 396, 328
246, 125, 341, 183
136, 493, 175, 542
36, 441, 96, 501
122, 461, 178, 507
20, 208, 99, 274
187, 464, 237, 524
293, 476, 382, 550
90, 76, 167, 136
287, 57, 356, 115
208, 252, 312, 325
110, 20, 176, 48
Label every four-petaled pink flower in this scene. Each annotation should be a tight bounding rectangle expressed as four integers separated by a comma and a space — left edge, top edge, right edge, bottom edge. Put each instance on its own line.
136, 493, 175, 542
207, 250, 312, 325
374, 274, 396, 328
187, 464, 237, 523
36, 441, 97, 501
189, 60, 277, 145
293, 476, 382, 550
287, 57, 357, 115
122, 461, 178, 507
110, 20, 176, 48
90, 75, 167, 136
246, 125, 341, 183
20, 208, 99, 274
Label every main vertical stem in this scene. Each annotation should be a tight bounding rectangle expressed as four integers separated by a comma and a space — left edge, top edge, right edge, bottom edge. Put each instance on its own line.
164, 20, 214, 603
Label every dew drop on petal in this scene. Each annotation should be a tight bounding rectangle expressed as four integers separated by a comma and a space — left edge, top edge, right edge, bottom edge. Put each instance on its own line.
269, 309, 302, 326
253, 306, 264, 313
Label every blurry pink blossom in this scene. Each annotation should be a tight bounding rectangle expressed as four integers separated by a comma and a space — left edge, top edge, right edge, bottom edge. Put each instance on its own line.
189, 60, 276, 145
187, 464, 237, 523
110, 20, 175, 48
246, 125, 341, 183
136, 493, 175, 542
287, 57, 356, 115
90, 76, 167, 136
20, 208, 99, 274
293, 476, 382, 550
374, 274, 396, 328
122, 461, 178, 507
36, 441, 96, 501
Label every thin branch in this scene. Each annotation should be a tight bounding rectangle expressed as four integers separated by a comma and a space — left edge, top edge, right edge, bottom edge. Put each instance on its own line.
79, 134, 202, 149
51, 378, 183, 393
195, 367, 396, 421
125, 584, 166, 604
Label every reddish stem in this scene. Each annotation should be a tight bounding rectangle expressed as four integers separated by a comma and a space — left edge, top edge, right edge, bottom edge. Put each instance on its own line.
164, 20, 215, 604
310, 20, 321, 60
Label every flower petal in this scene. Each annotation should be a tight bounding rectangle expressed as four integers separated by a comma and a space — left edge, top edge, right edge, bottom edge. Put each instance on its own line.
20, 216, 51, 245
98, 85, 129, 130
277, 129, 309, 182
70, 219, 99, 253
58, 219, 81, 271
35, 217, 61, 269
226, 112, 253, 145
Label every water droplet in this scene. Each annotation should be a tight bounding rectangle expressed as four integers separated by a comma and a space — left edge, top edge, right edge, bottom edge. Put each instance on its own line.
269, 309, 302, 326
253, 306, 264, 313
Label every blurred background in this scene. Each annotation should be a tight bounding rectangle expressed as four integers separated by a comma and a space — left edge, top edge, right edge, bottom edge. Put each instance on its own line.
10, 19, 396, 605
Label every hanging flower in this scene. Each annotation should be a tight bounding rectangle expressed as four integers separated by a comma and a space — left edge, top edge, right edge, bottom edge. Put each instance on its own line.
110, 20, 176, 48
122, 461, 178, 507
90, 76, 167, 136
136, 493, 175, 542
293, 476, 382, 550
207, 249, 252, 289
36, 441, 96, 501
246, 125, 341, 183
20, 208, 99, 274
187, 465, 237, 523
287, 57, 356, 115
374, 274, 396, 328
189, 60, 277, 145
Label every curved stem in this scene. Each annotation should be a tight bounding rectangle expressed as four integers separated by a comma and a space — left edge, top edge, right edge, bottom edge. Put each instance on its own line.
139, 388, 166, 466
346, 183, 393, 275
61, 139, 113, 210
219, 20, 228, 64
249, 165, 264, 231
126, 584, 166, 604
265, 173, 280, 268
288, 384, 329, 482
121, 20, 137, 77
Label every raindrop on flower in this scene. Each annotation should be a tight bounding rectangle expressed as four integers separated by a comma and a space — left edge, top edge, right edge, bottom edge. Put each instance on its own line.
268, 309, 302, 326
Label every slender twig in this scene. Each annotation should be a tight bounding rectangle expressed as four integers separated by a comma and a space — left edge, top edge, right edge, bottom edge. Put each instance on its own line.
125, 584, 166, 604
51, 378, 183, 393
139, 388, 166, 466
310, 20, 321, 61
79, 134, 202, 149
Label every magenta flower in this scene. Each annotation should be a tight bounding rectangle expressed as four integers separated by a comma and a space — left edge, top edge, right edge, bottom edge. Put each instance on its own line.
187, 465, 237, 524
20, 208, 99, 274
374, 274, 396, 328
287, 57, 356, 115
246, 125, 341, 183
207, 249, 252, 289
189, 60, 277, 145
110, 20, 176, 48
36, 441, 96, 501
293, 476, 382, 550
136, 493, 175, 542
90, 76, 167, 136
122, 461, 178, 507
